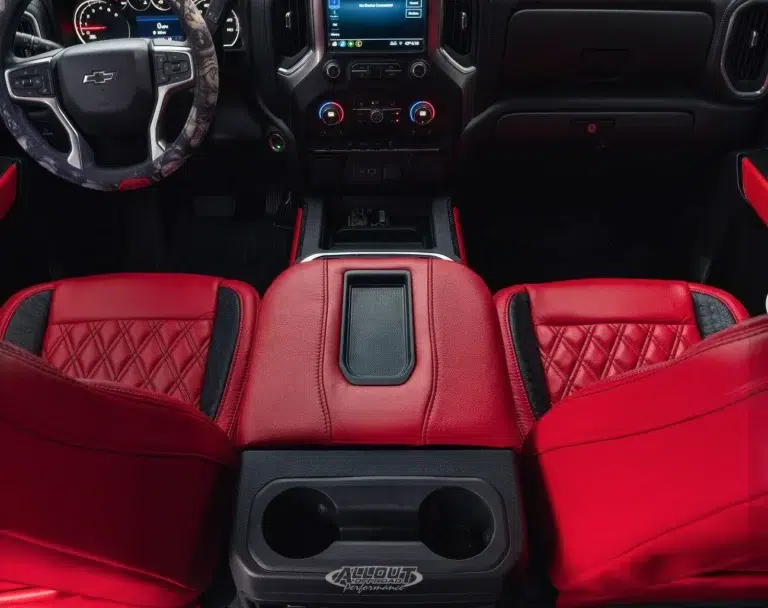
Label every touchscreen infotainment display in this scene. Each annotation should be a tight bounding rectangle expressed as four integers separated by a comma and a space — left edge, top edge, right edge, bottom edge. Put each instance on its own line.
326, 0, 427, 52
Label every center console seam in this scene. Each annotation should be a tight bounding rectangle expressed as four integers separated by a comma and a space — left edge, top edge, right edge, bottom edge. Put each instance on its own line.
422, 257, 439, 443
317, 259, 333, 439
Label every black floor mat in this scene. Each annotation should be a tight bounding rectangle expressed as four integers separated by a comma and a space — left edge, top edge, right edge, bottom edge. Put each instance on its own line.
166, 209, 291, 295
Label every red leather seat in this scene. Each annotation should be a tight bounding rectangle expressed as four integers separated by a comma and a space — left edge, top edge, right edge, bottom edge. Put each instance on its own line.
495, 279, 767, 606
0, 274, 259, 607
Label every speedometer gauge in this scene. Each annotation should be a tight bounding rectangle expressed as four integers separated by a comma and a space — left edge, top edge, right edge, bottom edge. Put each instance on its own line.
195, 0, 240, 48
127, 0, 151, 10
74, 0, 131, 43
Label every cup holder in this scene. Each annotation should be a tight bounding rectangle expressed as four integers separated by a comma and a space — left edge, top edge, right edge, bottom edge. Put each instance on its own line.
262, 487, 340, 559
418, 487, 495, 560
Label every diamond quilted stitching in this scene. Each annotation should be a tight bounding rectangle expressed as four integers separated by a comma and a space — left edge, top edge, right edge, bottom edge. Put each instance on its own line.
536, 322, 701, 403
44, 317, 214, 405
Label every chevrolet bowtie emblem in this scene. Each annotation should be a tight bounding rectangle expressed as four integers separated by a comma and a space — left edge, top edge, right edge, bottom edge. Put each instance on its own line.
83, 70, 116, 84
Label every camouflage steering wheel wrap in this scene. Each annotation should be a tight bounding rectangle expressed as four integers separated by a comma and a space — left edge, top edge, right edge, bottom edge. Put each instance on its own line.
0, 0, 218, 190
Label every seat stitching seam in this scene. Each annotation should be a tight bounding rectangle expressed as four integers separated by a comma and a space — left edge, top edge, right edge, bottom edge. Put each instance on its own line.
562, 325, 596, 399
317, 260, 332, 440
536, 383, 768, 456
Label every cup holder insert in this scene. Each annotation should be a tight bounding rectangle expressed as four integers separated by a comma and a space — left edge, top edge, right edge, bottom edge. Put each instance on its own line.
418, 487, 495, 560
262, 487, 340, 559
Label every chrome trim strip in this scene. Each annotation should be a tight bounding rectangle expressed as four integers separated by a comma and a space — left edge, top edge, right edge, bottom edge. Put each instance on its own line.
300, 251, 455, 262
720, 0, 768, 99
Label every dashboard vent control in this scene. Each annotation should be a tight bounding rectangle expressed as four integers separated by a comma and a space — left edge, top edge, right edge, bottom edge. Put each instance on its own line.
723, 1, 768, 95
442, 0, 472, 56
273, 0, 309, 59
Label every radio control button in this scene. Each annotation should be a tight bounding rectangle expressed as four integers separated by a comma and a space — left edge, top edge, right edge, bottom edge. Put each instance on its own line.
409, 60, 428, 78
324, 61, 342, 80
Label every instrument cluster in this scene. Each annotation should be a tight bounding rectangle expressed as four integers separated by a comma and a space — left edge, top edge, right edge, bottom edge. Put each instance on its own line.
70, 0, 241, 48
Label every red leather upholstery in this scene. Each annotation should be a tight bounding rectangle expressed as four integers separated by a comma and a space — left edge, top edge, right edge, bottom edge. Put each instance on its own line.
0, 274, 259, 606
0, 274, 259, 436
0, 163, 17, 222
0, 342, 237, 607
238, 258, 520, 449
495, 279, 749, 441
531, 315, 768, 606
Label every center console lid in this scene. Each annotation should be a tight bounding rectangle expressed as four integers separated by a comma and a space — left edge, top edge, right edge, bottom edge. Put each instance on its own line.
236, 257, 520, 449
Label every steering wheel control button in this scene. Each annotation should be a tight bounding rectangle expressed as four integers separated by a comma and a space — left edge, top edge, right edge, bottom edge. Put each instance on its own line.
8, 65, 53, 98
409, 101, 436, 126
156, 51, 192, 85
324, 61, 342, 81
268, 132, 286, 153
319, 101, 344, 126
409, 60, 428, 78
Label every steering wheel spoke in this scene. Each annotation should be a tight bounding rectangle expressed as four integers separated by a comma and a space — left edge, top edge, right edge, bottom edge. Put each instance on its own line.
4, 53, 91, 169
149, 40, 195, 161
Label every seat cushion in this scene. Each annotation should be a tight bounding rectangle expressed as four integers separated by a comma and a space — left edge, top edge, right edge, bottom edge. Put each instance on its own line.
530, 315, 768, 606
0, 273, 259, 437
494, 279, 750, 441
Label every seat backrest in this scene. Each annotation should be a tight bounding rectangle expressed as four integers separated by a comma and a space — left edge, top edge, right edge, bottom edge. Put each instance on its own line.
530, 315, 768, 607
0, 342, 238, 607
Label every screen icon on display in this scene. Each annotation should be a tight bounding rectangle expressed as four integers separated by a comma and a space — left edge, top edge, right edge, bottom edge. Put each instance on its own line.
339, 40, 346, 47
331, 40, 338, 46
355, 40, 362, 47
328, 0, 340, 7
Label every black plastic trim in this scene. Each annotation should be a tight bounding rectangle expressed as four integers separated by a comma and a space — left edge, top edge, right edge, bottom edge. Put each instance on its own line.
339, 270, 415, 385
508, 291, 551, 419
199, 286, 241, 419
3, 290, 52, 355
231, 449, 524, 605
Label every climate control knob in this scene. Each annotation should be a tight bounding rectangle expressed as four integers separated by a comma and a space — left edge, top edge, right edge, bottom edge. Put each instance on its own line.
409, 101, 435, 126
369, 109, 384, 124
319, 101, 344, 126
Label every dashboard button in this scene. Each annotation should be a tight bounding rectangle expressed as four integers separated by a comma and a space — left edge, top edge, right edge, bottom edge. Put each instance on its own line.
370, 109, 384, 124
409, 60, 428, 79
324, 60, 342, 80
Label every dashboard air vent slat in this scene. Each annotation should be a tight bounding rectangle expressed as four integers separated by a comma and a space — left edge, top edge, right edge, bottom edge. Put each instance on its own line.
442, 0, 472, 56
724, 2, 768, 94
273, 0, 309, 59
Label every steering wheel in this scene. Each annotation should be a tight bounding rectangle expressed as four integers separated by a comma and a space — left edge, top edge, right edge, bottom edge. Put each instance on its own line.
0, 0, 221, 190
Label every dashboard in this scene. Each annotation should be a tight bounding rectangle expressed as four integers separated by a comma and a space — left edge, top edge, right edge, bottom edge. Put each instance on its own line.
57, 0, 241, 48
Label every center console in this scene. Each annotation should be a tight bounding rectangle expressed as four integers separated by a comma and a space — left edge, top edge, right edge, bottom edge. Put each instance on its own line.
230, 257, 524, 607
259, 0, 473, 189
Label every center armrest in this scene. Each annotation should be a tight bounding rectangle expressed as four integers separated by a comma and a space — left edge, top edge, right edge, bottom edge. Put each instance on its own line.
236, 257, 520, 449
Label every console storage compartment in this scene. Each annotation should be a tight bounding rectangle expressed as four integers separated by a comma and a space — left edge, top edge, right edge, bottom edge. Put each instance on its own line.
232, 450, 524, 606
340, 271, 415, 385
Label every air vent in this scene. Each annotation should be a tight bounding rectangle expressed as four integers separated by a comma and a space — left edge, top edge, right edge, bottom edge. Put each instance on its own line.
723, 1, 768, 95
273, 0, 309, 60
442, 0, 472, 56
